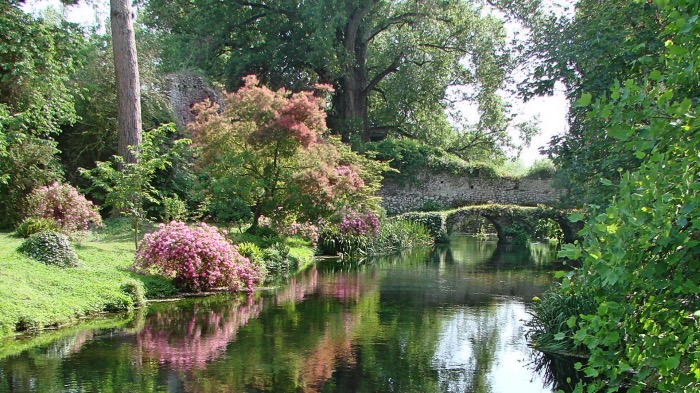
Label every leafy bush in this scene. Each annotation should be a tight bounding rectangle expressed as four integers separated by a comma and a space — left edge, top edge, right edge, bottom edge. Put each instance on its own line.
318, 225, 372, 257
262, 242, 295, 274
524, 159, 556, 179
15, 217, 60, 238
120, 279, 147, 309
24, 182, 103, 234
161, 195, 188, 222
17, 231, 80, 268
237, 242, 267, 280
365, 137, 498, 182
134, 221, 263, 292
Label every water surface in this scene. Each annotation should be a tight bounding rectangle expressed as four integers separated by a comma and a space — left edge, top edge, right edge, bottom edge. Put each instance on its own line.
0, 237, 559, 392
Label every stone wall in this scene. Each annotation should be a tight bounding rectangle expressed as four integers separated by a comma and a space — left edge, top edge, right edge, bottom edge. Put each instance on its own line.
167, 73, 222, 129
380, 171, 560, 215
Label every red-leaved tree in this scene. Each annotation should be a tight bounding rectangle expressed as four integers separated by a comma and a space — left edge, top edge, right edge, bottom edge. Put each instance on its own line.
188, 75, 384, 229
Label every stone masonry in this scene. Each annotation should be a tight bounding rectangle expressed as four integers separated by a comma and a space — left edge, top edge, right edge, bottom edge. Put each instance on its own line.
380, 170, 560, 215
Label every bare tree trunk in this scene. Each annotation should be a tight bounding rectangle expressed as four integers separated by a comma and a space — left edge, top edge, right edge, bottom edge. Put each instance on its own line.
111, 0, 142, 164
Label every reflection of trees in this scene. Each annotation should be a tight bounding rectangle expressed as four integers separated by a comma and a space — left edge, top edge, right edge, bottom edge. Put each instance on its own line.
137, 295, 263, 370
529, 351, 585, 393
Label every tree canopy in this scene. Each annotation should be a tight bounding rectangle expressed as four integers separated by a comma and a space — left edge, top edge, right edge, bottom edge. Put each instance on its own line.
144, 0, 516, 158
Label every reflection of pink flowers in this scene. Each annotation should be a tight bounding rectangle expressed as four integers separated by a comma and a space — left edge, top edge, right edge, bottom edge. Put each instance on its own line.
274, 267, 378, 304
138, 296, 263, 369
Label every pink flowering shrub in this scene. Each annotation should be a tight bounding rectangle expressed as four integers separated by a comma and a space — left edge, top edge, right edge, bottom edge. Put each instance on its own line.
134, 221, 264, 292
25, 182, 103, 233
339, 210, 380, 236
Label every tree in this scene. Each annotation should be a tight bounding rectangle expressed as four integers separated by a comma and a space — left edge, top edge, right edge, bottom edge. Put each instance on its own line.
546, 0, 700, 390
144, 0, 514, 153
110, 0, 142, 164
188, 76, 384, 229
516, 0, 666, 206
0, 3, 86, 227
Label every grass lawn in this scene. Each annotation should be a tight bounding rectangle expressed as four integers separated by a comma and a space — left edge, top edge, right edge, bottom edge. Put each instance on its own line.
0, 221, 316, 338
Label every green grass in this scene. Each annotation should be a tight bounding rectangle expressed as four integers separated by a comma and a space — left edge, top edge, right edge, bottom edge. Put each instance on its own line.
0, 220, 317, 338
0, 224, 174, 338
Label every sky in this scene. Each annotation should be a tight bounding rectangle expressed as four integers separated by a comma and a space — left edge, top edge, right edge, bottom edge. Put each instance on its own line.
24, 0, 572, 166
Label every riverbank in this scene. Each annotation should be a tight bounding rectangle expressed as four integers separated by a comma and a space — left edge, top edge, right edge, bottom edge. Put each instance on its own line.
0, 226, 316, 339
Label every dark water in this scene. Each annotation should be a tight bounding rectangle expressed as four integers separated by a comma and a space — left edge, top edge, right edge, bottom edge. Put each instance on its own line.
0, 237, 561, 393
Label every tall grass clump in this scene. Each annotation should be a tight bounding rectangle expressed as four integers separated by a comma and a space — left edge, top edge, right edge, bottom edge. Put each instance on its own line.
526, 288, 597, 356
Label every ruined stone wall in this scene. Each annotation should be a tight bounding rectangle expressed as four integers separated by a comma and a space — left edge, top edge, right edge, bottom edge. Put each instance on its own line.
380, 170, 560, 215
167, 73, 222, 129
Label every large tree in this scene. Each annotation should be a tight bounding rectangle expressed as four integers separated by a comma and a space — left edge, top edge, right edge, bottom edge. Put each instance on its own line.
144, 0, 512, 150
515, 0, 666, 205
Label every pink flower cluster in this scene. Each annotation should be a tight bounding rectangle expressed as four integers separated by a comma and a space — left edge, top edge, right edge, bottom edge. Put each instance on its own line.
339, 210, 380, 236
134, 221, 263, 292
25, 182, 103, 233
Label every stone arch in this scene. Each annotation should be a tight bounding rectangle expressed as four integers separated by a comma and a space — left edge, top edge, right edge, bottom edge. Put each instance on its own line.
443, 205, 581, 244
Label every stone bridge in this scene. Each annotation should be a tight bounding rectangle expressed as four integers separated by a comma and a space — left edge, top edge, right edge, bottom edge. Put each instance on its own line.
399, 204, 583, 244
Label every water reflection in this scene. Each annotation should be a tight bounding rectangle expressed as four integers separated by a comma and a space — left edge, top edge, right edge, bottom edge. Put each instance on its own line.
0, 237, 564, 393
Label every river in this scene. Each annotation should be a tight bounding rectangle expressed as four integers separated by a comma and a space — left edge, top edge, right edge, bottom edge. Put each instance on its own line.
0, 236, 562, 392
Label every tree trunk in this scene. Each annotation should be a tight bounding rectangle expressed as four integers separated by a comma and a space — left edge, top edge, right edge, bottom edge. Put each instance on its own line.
111, 0, 142, 164
337, 4, 371, 143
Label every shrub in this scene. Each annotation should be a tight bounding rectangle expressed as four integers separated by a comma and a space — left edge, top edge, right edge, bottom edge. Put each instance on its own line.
339, 210, 380, 236
134, 221, 263, 292
161, 195, 188, 222
237, 242, 267, 280
15, 217, 60, 238
524, 159, 556, 179
262, 242, 295, 274
17, 231, 80, 268
399, 211, 449, 242
24, 182, 102, 234
120, 280, 147, 309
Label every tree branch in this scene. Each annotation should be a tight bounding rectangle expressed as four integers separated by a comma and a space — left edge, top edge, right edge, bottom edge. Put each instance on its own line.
365, 52, 404, 94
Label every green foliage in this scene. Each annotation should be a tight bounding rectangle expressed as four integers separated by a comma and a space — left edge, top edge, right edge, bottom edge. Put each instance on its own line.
0, 135, 64, 228
145, 0, 518, 152
364, 138, 498, 183
526, 289, 597, 356
261, 242, 294, 275
58, 29, 175, 184
15, 217, 60, 238
161, 195, 188, 222
399, 211, 450, 243
120, 279, 147, 309
521, 0, 667, 206
369, 219, 433, 255
523, 159, 556, 179
81, 123, 190, 248
17, 231, 80, 268
538, 1, 700, 390
0, 5, 87, 227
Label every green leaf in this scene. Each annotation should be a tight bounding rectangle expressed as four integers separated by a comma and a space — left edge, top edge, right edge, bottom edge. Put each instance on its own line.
568, 212, 584, 222
554, 332, 566, 341
566, 316, 577, 328
575, 93, 592, 107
